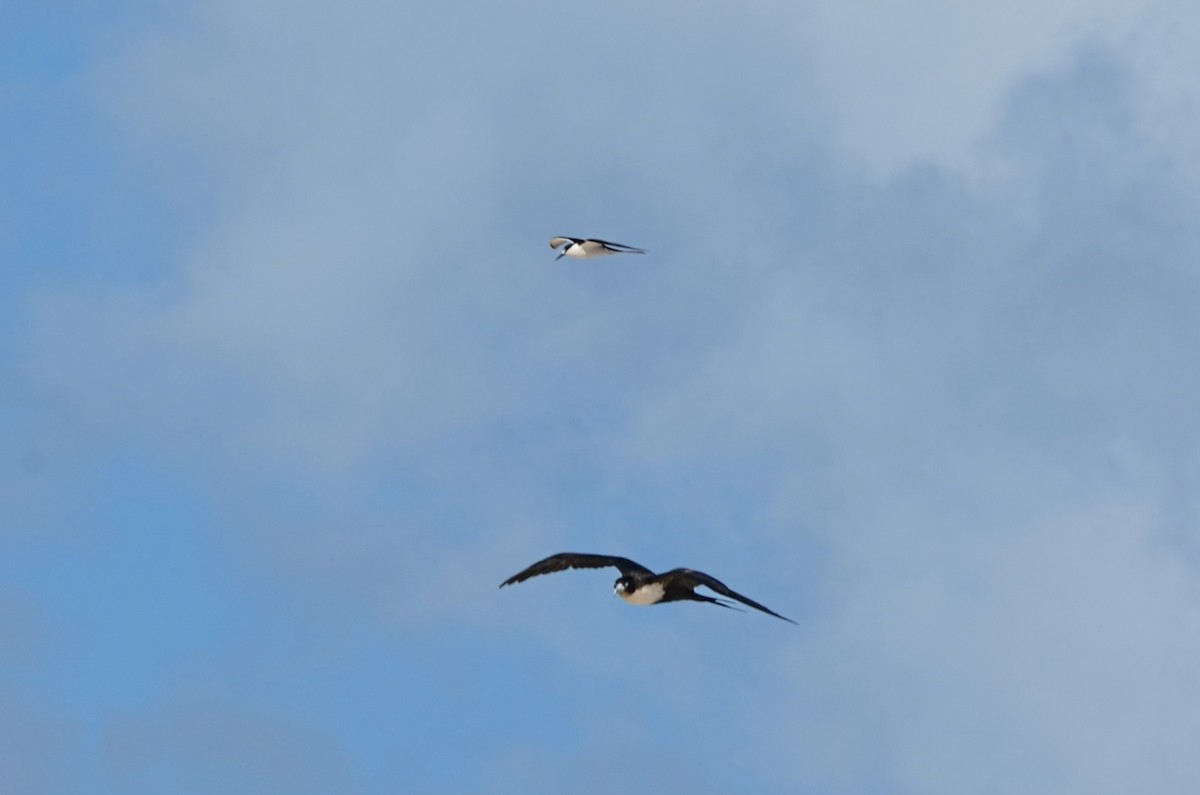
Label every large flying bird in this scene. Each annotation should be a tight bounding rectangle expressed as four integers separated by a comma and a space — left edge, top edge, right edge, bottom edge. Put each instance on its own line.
500, 552, 796, 624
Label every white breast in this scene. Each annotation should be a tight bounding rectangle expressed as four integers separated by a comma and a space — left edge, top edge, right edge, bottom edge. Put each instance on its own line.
616, 582, 665, 606
568, 241, 615, 259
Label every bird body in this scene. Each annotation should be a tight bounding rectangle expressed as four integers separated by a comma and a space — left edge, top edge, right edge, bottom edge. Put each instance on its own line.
617, 580, 665, 606
549, 236, 646, 260
500, 552, 796, 624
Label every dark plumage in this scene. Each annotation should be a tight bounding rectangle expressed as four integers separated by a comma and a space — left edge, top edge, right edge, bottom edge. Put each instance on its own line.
500, 552, 796, 624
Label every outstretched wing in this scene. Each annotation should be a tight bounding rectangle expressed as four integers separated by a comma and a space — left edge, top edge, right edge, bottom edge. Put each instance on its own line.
663, 568, 797, 624
590, 238, 646, 254
500, 552, 653, 588
548, 236, 582, 250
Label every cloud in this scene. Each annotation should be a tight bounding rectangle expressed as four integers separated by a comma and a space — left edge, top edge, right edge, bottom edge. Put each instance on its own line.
797, 0, 1155, 173
9, 2, 1200, 792
681, 47, 1200, 794
754, 494, 1200, 794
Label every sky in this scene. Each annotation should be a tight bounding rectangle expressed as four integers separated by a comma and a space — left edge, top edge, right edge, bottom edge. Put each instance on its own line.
4, 1, 1200, 792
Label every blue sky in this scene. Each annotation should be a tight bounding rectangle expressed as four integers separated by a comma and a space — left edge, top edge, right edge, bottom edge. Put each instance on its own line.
4, 1, 1200, 792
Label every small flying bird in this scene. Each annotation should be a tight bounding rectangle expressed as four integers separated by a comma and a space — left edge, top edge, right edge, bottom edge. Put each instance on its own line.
500, 552, 796, 624
549, 236, 646, 261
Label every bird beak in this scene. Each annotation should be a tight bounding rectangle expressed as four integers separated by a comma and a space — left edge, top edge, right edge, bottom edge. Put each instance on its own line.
555, 252, 565, 261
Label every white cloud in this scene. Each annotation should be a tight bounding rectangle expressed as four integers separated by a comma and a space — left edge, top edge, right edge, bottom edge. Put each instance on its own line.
796, 0, 1171, 174
757, 494, 1200, 793
12, 2, 1200, 791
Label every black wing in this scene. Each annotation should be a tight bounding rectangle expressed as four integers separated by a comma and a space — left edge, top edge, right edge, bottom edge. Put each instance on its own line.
589, 238, 646, 253
663, 568, 797, 624
499, 552, 653, 588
